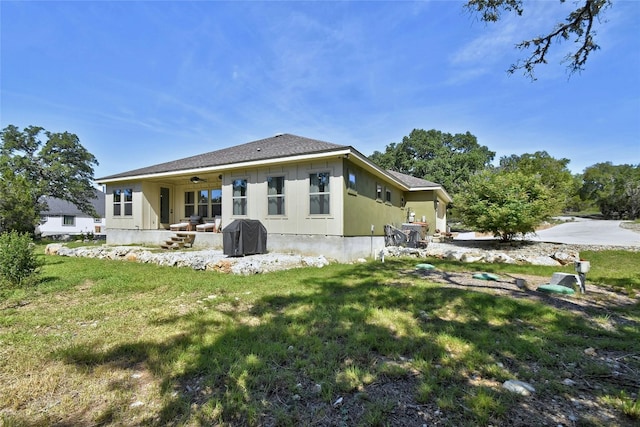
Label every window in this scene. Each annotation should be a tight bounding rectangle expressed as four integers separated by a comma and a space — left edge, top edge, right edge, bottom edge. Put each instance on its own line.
347, 170, 357, 192
184, 191, 195, 217
112, 188, 133, 217
113, 189, 122, 216
191, 189, 222, 218
211, 189, 222, 217
376, 183, 383, 201
232, 179, 247, 215
309, 172, 330, 215
63, 215, 75, 226
385, 188, 392, 203
267, 176, 285, 215
198, 190, 209, 218
124, 188, 133, 216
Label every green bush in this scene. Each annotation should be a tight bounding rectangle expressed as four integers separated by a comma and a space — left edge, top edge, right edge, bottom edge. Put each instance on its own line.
0, 231, 42, 287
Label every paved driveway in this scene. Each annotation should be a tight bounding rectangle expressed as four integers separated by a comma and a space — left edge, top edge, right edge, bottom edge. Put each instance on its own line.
455, 218, 640, 246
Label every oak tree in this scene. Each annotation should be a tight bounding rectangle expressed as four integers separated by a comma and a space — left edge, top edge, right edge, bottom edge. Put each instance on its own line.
580, 162, 640, 219
369, 129, 495, 197
0, 125, 99, 234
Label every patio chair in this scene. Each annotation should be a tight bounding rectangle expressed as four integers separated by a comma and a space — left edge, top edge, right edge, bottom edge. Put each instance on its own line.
196, 216, 221, 232
170, 220, 189, 231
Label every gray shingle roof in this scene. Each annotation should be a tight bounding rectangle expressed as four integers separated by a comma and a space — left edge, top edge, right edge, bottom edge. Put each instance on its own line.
386, 170, 440, 189
40, 190, 105, 217
98, 134, 348, 180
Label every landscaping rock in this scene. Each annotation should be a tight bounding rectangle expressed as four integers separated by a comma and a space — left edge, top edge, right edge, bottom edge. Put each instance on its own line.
45, 243, 63, 255
461, 252, 484, 263
503, 380, 535, 396
523, 256, 561, 266
48, 245, 330, 275
552, 251, 579, 265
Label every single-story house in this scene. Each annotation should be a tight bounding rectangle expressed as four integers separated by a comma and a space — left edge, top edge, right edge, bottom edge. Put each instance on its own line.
97, 134, 451, 261
38, 190, 106, 237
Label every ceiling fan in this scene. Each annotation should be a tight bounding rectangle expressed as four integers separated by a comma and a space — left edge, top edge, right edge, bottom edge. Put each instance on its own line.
190, 176, 207, 184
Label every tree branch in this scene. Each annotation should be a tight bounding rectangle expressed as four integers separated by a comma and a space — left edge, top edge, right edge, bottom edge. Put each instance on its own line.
512, 0, 608, 79
468, 0, 611, 80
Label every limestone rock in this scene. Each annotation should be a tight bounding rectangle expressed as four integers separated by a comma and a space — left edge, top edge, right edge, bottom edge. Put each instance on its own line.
45, 243, 63, 255
461, 252, 484, 263
552, 251, 579, 265
524, 256, 561, 266
503, 379, 535, 396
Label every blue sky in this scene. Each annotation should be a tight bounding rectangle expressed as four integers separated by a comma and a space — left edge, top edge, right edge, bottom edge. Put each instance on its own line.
1, 1, 639, 180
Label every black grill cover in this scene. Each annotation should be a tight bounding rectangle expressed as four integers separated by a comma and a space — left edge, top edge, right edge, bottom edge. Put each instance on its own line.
222, 219, 267, 256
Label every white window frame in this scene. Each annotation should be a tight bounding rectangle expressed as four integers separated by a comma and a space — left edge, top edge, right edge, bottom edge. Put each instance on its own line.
123, 188, 133, 216
63, 215, 76, 226
184, 191, 195, 217
347, 169, 357, 194
309, 172, 331, 215
113, 189, 122, 216
197, 189, 209, 218
267, 176, 286, 216
232, 178, 248, 216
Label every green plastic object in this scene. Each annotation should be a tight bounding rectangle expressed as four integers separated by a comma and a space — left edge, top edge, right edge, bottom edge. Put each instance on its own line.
416, 263, 435, 270
537, 284, 575, 295
472, 273, 500, 281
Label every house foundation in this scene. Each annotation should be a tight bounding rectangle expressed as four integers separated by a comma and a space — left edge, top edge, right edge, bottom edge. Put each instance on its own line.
105, 230, 385, 263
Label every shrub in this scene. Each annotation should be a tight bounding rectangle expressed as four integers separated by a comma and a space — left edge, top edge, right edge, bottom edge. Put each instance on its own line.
0, 231, 42, 287
455, 170, 555, 241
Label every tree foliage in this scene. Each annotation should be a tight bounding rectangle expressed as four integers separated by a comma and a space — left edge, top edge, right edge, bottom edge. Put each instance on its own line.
369, 129, 495, 197
0, 170, 41, 234
466, 0, 612, 79
498, 150, 577, 212
580, 162, 640, 219
455, 169, 555, 241
0, 125, 99, 234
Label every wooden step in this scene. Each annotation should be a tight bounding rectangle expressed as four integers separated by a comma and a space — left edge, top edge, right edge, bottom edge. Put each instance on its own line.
161, 232, 195, 249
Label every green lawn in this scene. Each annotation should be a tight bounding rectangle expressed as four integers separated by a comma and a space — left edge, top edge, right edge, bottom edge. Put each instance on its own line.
1, 248, 639, 426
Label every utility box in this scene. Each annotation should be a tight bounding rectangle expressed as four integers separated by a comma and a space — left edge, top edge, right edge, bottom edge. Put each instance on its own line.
222, 219, 267, 256
575, 261, 590, 274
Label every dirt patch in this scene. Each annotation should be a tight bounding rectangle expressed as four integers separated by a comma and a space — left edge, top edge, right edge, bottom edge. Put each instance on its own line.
408, 268, 638, 319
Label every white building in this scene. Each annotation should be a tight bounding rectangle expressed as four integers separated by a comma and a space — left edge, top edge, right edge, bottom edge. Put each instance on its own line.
38, 191, 105, 237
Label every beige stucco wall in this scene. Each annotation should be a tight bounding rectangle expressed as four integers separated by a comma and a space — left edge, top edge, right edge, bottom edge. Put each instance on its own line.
224, 158, 345, 236
104, 182, 141, 230
104, 159, 446, 238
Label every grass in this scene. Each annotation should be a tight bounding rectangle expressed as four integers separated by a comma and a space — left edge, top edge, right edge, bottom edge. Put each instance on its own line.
1, 246, 639, 426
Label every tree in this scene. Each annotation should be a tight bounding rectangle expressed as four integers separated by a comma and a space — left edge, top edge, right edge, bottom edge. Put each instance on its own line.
498, 151, 576, 212
580, 162, 640, 219
466, 0, 612, 79
0, 125, 99, 234
455, 169, 555, 241
369, 129, 495, 197
0, 171, 41, 234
